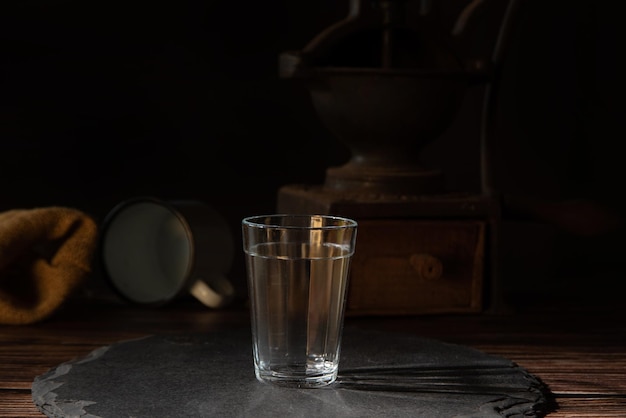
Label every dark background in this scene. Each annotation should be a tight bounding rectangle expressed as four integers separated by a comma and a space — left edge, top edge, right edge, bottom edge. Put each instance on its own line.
1, 0, 624, 306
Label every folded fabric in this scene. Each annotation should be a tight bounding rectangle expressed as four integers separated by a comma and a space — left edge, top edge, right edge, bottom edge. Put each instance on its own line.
0, 207, 98, 325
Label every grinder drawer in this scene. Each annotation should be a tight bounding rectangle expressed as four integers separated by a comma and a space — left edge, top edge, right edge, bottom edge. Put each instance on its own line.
346, 219, 485, 316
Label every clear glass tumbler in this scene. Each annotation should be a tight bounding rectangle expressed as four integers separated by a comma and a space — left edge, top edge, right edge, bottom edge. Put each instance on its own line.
242, 214, 358, 388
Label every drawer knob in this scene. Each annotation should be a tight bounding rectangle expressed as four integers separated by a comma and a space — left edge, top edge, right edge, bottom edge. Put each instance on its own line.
409, 254, 443, 281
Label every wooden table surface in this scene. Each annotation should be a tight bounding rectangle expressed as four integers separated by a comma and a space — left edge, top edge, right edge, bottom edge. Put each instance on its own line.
1, 297, 625, 417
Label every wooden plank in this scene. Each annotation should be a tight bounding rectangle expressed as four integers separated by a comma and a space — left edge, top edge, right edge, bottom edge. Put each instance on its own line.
547, 397, 626, 417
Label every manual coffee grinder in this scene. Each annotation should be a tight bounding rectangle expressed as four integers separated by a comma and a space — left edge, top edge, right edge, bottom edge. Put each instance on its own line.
277, 0, 520, 315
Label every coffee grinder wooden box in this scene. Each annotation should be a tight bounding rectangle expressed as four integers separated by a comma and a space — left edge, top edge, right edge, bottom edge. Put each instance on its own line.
277, 187, 499, 316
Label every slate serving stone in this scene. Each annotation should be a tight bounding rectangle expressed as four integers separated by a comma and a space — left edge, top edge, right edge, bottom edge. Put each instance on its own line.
32, 326, 553, 418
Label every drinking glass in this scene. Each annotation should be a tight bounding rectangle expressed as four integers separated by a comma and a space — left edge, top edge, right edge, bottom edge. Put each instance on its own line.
242, 214, 357, 388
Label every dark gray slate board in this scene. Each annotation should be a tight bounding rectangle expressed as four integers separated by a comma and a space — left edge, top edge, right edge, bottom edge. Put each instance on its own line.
32, 326, 553, 417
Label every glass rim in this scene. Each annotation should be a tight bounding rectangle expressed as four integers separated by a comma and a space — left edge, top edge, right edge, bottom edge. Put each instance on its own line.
242, 214, 357, 230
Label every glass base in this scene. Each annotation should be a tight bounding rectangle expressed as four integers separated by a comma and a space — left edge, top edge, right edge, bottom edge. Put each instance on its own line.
255, 367, 338, 388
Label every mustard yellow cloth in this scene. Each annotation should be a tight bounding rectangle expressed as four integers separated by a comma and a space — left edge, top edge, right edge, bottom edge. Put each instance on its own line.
0, 207, 98, 325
